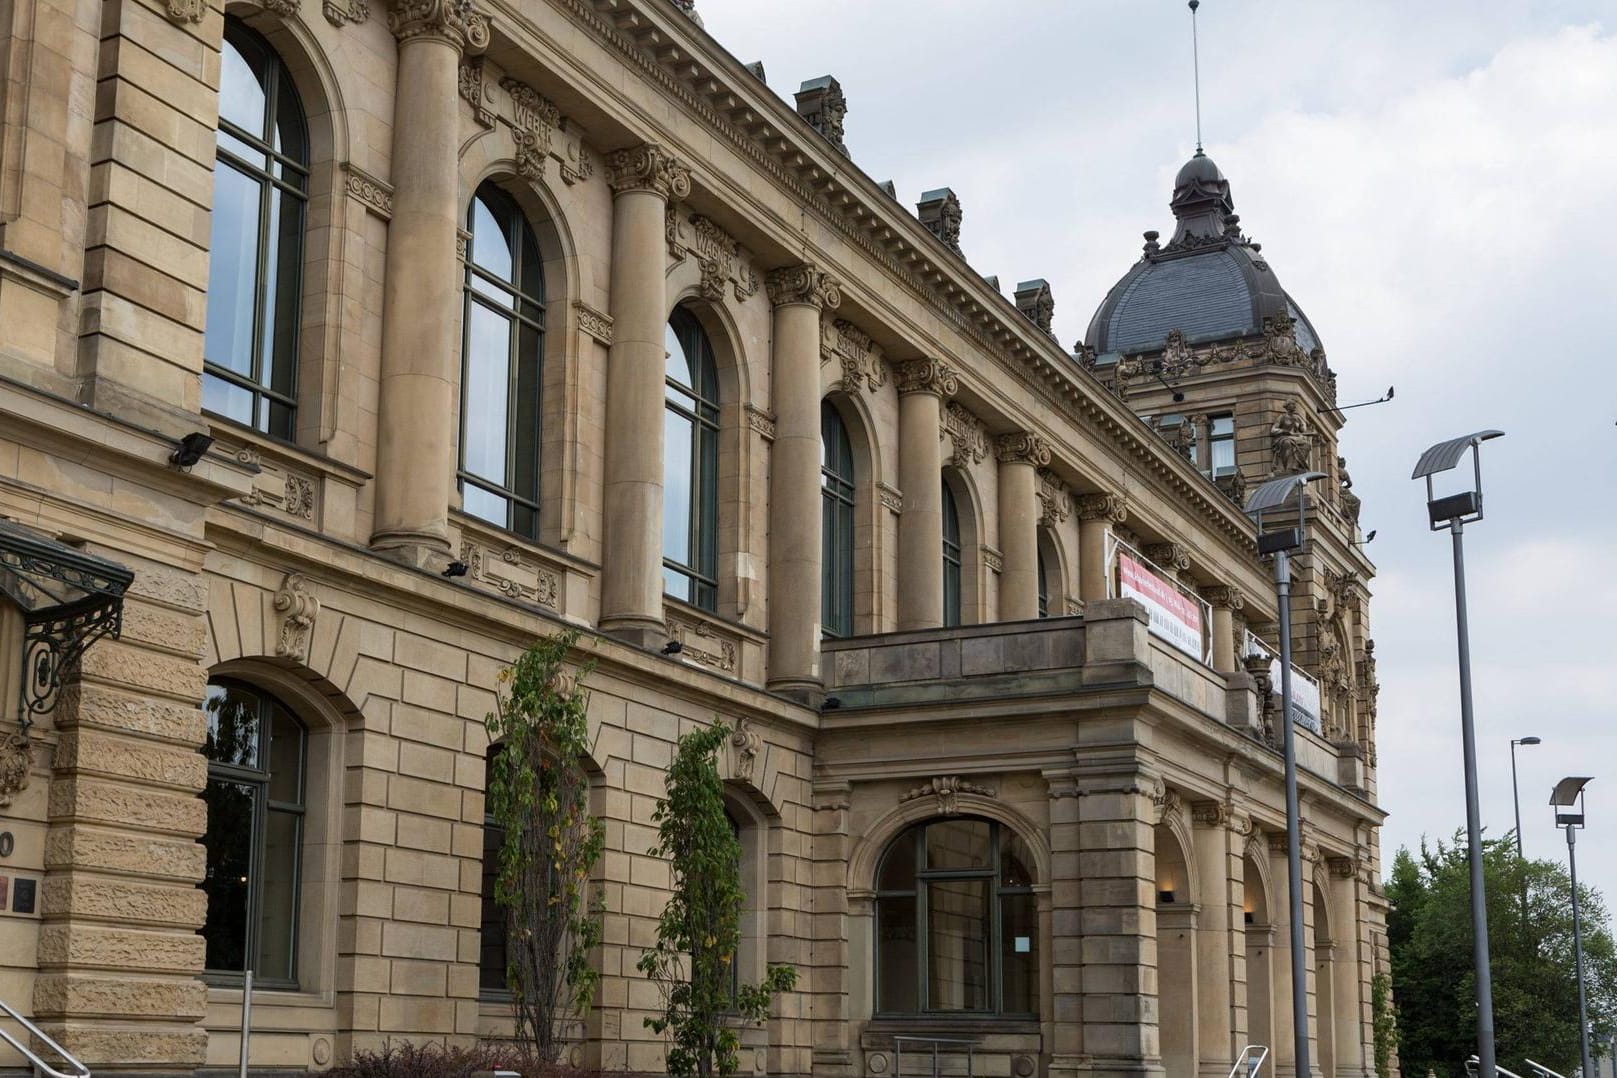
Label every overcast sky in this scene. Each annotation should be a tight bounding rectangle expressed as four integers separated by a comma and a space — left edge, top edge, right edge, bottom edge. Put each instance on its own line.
690, 1, 1617, 912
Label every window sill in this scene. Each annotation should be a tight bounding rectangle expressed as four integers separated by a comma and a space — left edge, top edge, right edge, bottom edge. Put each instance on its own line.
864, 1017, 1042, 1037
205, 414, 372, 484
205, 983, 335, 1009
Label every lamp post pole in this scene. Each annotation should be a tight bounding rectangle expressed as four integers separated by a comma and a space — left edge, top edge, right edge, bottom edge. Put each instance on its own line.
1568, 822, 1593, 1078
1274, 545, 1310, 1078
1511, 736, 1540, 923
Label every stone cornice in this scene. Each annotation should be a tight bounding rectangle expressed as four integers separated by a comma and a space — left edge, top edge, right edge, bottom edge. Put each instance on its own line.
604, 142, 691, 200
765, 264, 841, 311
994, 431, 1051, 467
894, 358, 958, 398
388, 0, 490, 49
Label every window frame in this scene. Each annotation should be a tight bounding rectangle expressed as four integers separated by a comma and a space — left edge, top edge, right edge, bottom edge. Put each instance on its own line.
200, 677, 308, 989
942, 480, 962, 628
479, 746, 512, 1000
873, 817, 1038, 1018
820, 402, 857, 639
458, 182, 547, 539
202, 17, 310, 441
1036, 545, 1049, 619
662, 307, 721, 611
1208, 413, 1237, 478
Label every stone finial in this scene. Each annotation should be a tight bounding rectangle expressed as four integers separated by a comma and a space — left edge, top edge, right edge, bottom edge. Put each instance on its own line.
894, 358, 958, 398
1143, 230, 1161, 257
917, 188, 962, 254
605, 143, 691, 200
745, 61, 767, 83
387, 0, 490, 50
765, 264, 841, 310
1014, 279, 1055, 336
795, 76, 848, 156
1075, 491, 1127, 524
994, 431, 1051, 467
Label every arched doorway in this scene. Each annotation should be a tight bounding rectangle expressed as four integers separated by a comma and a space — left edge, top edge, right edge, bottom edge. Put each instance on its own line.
1156, 823, 1196, 1078
1313, 880, 1335, 1078
1243, 853, 1274, 1054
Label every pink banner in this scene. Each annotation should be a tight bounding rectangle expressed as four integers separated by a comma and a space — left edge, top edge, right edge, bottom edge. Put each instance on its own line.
1118, 551, 1205, 659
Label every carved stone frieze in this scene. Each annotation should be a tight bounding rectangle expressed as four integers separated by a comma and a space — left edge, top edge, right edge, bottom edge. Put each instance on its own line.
877, 483, 903, 514
342, 163, 394, 218
942, 402, 987, 467
894, 357, 957, 397
744, 405, 776, 441
901, 775, 994, 816
820, 319, 886, 394
664, 612, 738, 673
765, 264, 840, 310
229, 444, 319, 523
730, 717, 763, 784
980, 545, 1003, 573
665, 213, 756, 302
573, 301, 613, 346
324, 0, 370, 26
387, 0, 489, 50
459, 538, 560, 609
994, 430, 1050, 468
605, 143, 691, 200
1075, 491, 1127, 525
272, 573, 319, 663
1036, 469, 1071, 524
501, 78, 560, 181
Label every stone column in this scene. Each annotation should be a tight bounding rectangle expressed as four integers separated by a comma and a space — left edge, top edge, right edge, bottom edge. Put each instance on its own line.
1192, 803, 1240, 1078
598, 144, 691, 645
1266, 831, 1317, 1078
995, 432, 1049, 621
765, 264, 839, 696
1076, 492, 1127, 604
1203, 586, 1246, 674
371, 0, 490, 561
895, 359, 957, 630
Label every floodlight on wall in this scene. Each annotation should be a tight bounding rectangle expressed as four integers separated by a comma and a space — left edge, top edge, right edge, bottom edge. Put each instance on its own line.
1412, 429, 1504, 529
168, 431, 214, 469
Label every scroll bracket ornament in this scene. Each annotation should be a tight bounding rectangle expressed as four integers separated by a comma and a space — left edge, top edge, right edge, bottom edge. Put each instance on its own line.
273, 573, 320, 663
730, 717, 763, 784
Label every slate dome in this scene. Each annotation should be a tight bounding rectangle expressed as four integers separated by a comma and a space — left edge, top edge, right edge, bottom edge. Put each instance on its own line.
1084, 151, 1322, 361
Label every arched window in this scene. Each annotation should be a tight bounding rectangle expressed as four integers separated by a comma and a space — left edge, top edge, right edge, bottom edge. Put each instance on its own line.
821, 403, 856, 638
203, 18, 308, 439
1037, 545, 1049, 619
875, 817, 1037, 1016
942, 481, 962, 627
201, 679, 307, 985
479, 747, 509, 997
663, 308, 720, 611
460, 182, 545, 538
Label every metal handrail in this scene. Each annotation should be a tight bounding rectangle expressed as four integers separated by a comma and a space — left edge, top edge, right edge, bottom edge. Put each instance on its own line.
1470, 1054, 1529, 1078
0, 997, 92, 1078
1226, 1044, 1269, 1078
1525, 1059, 1570, 1078
891, 1035, 975, 1078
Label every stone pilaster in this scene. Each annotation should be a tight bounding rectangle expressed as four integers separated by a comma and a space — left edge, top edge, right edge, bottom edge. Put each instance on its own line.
1191, 802, 1240, 1078
1045, 771, 1086, 1078
1265, 830, 1318, 1078
1326, 858, 1373, 1078
598, 144, 691, 645
894, 358, 956, 630
807, 783, 855, 1078
765, 263, 839, 695
995, 432, 1049, 621
1076, 492, 1127, 603
1202, 585, 1246, 674
371, 0, 490, 561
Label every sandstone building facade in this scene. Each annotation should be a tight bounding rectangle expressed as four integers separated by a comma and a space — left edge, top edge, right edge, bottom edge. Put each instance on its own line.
0, 1, 1388, 1077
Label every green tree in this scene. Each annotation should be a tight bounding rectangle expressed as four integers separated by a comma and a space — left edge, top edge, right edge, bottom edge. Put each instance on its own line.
638, 722, 796, 1078
485, 630, 605, 1065
1388, 832, 1617, 1078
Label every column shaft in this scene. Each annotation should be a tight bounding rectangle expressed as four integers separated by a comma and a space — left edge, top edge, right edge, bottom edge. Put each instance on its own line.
372, 33, 466, 555
995, 433, 1047, 621
1077, 493, 1127, 604
895, 360, 954, 630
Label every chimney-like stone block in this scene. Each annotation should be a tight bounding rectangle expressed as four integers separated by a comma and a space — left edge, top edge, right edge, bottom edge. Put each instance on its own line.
917, 187, 962, 254
794, 76, 848, 155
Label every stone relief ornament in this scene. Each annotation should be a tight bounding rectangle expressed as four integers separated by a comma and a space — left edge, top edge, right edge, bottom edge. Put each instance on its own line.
1269, 400, 1313, 476
0, 729, 31, 808
387, 0, 490, 50
821, 319, 887, 394
901, 775, 994, 816
877, 483, 903, 514
894, 357, 958, 397
324, 0, 370, 26
460, 539, 560, 609
1037, 469, 1072, 525
605, 143, 691, 200
459, 60, 495, 127
343, 163, 394, 217
501, 78, 560, 181
678, 214, 749, 301
980, 546, 1003, 573
1075, 491, 1128, 524
273, 572, 320, 663
1191, 800, 1230, 828
729, 717, 762, 783
1144, 542, 1191, 575
664, 613, 738, 673
1201, 584, 1245, 611
994, 430, 1051, 468
1338, 455, 1362, 524
164, 0, 206, 23
942, 402, 988, 467
765, 264, 840, 310
744, 405, 776, 441
573, 301, 613, 346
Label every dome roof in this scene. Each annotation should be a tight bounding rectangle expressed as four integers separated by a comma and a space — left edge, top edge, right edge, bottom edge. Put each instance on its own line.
1084, 152, 1323, 361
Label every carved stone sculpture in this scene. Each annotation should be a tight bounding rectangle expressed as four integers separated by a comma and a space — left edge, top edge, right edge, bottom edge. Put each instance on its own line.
1269, 400, 1313, 476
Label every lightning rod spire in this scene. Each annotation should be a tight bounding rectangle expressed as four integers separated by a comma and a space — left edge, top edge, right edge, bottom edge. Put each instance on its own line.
1189, 0, 1203, 154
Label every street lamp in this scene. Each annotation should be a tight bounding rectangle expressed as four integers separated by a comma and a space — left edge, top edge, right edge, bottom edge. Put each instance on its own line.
1245, 469, 1327, 1078
1551, 776, 1595, 1078
1413, 429, 1505, 1078
1512, 736, 1542, 859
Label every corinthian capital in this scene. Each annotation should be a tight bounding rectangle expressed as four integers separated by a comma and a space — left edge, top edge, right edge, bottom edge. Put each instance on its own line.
1201, 584, 1246, 611
895, 358, 958, 397
1075, 491, 1128, 524
994, 431, 1051, 467
765, 264, 841, 311
605, 143, 692, 201
388, 0, 489, 50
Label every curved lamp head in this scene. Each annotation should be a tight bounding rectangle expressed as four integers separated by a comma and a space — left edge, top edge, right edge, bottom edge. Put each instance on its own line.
1515, 736, 1542, 747
1244, 471, 1327, 556
1551, 776, 1593, 828
1413, 430, 1504, 530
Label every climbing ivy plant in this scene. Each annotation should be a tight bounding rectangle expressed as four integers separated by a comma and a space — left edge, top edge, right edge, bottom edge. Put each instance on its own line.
1371, 969, 1397, 1078
638, 721, 797, 1078
485, 629, 604, 1065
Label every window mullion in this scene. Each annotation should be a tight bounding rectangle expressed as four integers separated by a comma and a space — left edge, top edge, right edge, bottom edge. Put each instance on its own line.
506, 295, 521, 530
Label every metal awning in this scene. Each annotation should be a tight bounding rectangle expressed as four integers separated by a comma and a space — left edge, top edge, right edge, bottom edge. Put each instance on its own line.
0, 519, 132, 721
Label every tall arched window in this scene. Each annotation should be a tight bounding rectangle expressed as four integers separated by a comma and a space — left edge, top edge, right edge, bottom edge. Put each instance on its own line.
1037, 545, 1049, 619
201, 679, 307, 986
875, 817, 1037, 1016
821, 403, 856, 638
203, 19, 308, 439
663, 308, 720, 610
461, 182, 545, 538
942, 481, 962, 627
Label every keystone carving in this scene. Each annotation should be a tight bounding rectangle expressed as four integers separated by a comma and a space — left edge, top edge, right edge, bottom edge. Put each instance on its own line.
942, 402, 988, 466
1075, 491, 1128, 524
894, 358, 958, 397
605, 143, 691, 201
994, 431, 1051, 468
730, 717, 762, 784
501, 78, 560, 181
766, 265, 840, 310
821, 319, 886, 394
387, 0, 490, 50
901, 775, 994, 816
272, 573, 320, 663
